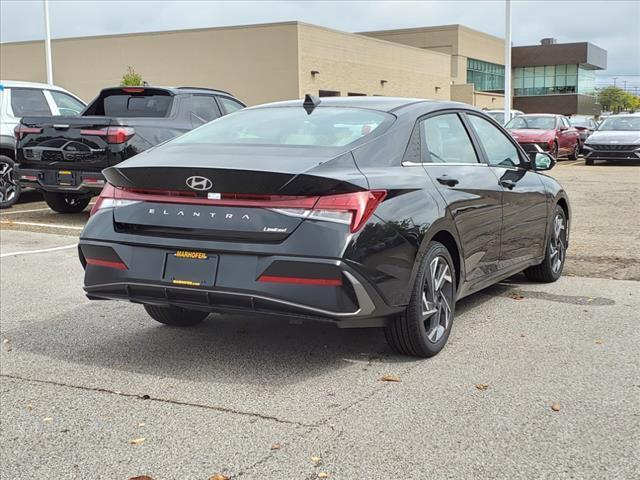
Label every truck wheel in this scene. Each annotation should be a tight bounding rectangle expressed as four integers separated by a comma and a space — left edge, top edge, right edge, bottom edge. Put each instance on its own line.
43, 192, 91, 213
0, 155, 21, 209
143, 304, 209, 326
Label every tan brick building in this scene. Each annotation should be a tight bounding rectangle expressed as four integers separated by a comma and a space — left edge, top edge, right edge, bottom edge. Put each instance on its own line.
0, 21, 504, 108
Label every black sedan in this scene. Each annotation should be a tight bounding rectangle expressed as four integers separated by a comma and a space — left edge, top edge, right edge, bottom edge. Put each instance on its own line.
79, 96, 570, 358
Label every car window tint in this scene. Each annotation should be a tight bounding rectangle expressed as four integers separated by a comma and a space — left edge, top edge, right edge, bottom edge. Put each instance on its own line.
218, 97, 244, 114
10, 88, 51, 116
190, 95, 220, 125
50, 90, 85, 115
468, 115, 521, 168
102, 94, 173, 117
421, 113, 478, 164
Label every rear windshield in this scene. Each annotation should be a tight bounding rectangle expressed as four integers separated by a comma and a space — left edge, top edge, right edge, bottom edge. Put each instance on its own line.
597, 116, 640, 131
506, 116, 556, 130
486, 112, 505, 124
84, 89, 173, 117
173, 106, 391, 147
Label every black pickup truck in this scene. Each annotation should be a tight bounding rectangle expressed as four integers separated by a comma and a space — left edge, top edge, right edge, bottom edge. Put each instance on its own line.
15, 86, 245, 213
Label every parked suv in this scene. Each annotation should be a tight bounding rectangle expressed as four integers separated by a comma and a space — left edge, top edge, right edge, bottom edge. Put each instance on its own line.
0, 80, 86, 208
15, 86, 245, 213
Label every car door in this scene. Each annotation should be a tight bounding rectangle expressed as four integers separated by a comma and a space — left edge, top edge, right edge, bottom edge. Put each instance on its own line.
418, 111, 503, 282
465, 113, 548, 270
558, 116, 577, 155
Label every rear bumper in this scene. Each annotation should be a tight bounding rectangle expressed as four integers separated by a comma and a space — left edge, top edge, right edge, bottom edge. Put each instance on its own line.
17, 167, 105, 194
78, 239, 399, 327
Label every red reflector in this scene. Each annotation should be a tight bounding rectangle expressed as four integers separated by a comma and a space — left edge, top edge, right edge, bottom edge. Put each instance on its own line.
20, 175, 38, 181
258, 275, 342, 286
14, 125, 42, 140
85, 258, 128, 270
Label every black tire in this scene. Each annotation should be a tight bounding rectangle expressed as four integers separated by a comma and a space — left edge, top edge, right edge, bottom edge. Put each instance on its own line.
549, 141, 559, 160
384, 241, 456, 358
43, 192, 91, 213
143, 304, 209, 327
0, 155, 21, 209
568, 141, 579, 160
524, 205, 567, 283
585, 158, 594, 166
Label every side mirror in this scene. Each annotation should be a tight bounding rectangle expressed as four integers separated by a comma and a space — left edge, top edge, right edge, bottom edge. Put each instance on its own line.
529, 151, 556, 171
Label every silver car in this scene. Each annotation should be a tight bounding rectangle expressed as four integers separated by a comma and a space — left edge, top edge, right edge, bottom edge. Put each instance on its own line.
583, 114, 640, 165
0, 80, 86, 208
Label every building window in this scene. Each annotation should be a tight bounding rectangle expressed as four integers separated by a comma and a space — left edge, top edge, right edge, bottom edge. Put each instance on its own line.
466, 58, 505, 93
513, 64, 593, 97
319, 90, 341, 97
348, 92, 366, 96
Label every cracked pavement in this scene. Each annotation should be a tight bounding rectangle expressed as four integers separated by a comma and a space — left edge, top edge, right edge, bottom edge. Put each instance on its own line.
1, 160, 639, 479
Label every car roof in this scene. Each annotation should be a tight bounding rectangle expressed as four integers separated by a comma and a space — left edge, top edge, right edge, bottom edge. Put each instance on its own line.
99, 86, 235, 97
0, 80, 74, 92
521, 113, 558, 117
251, 96, 473, 113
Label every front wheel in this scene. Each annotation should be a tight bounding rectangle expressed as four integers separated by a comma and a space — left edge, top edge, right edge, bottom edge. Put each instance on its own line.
43, 192, 91, 213
143, 304, 209, 327
0, 155, 21, 209
568, 141, 580, 160
384, 241, 456, 357
524, 205, 567, 283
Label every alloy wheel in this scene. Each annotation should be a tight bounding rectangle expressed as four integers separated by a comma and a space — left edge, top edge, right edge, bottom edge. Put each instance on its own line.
0, 161, 18, 205
549, 213, 566, 274
422, 256, 454, 343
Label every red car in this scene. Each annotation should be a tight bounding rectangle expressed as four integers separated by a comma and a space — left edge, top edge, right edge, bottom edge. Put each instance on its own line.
506, 114, 580, 160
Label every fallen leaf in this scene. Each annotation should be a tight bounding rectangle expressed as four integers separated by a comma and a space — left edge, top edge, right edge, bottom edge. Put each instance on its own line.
43, 417, 53, 422
318, 473, 329, 479
520, 333, 526, 338
595, 340, 603, 345
475, 383, 489, 391
380, 374, 401, 383
26, 404, 33, 411
510, 293, 525, 300
310, 456, 322, 465
270, 443, 281, 450
129, 476, 155, 480
208, 475, 230, 480
129, 437, 146, 445
551, 402, 561, 412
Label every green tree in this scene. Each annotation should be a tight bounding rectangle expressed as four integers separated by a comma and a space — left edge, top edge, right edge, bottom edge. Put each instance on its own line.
120, 66, 144, 86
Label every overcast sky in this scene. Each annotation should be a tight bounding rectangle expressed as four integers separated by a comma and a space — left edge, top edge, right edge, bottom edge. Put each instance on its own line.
1, 0, 639, 92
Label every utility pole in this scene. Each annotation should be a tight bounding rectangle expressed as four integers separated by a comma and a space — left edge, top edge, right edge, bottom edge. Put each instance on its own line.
623, 80, 628, 92
503, 0, 511, 123
613, 77, 617, 87
43, 0, 53, 85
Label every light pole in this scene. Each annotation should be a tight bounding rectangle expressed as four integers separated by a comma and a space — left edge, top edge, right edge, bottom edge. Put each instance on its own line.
43, 0, 53, 84
504, 0, 512, 123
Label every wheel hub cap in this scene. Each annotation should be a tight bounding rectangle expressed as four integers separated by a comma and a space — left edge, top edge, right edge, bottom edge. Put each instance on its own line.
0, 161, 18, 204
549, 214, 566, 274
422, 256, 453, 343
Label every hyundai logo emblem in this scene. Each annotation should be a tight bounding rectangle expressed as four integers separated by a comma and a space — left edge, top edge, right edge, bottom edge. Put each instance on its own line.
185, 176, 213, 191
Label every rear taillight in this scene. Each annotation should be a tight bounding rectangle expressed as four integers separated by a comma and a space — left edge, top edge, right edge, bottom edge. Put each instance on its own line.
80, 126, 135, 144
14, 125, 42, 140
90, 185, 387, 232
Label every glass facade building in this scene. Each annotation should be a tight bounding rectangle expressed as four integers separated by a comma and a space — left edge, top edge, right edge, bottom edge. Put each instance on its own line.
467, 58, 505, 93
513, 64, 596, 96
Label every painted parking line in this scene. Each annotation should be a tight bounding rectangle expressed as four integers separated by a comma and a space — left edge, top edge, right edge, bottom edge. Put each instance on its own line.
0, 207, 52, 215
561, 159, 585, 167
0, 221, 83, 230
0, 243, 78, 258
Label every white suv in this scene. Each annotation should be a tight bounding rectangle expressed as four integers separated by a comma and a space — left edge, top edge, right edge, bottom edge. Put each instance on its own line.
0, 80, 86, 208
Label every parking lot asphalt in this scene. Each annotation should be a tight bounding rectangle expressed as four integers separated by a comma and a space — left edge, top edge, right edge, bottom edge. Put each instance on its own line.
1, 160, 639, 479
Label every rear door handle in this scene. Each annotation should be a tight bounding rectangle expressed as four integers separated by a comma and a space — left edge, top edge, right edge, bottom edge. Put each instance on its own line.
436, 176, 459, 187
500, 180, 516, 189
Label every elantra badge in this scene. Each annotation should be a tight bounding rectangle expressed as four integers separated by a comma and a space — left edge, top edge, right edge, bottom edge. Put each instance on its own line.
186, 176, 213, 191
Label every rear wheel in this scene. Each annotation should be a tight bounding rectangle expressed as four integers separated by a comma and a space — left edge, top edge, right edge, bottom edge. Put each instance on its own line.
585, 158, 594, 166
384, 241, 456, 357
43, 192, 91, 213
549, 141, 559, 160
143, 304, 209, 327
0, 155, 21, 209
524, 205, 567, 283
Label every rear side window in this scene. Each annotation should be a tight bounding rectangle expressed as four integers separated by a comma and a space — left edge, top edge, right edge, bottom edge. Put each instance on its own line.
190, 95, 220, 125
218, 96, 244, 114
10, 88, 51, 116
421, 113, 478, 164
84, 89, 173, 117
50, 91, 85, 116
